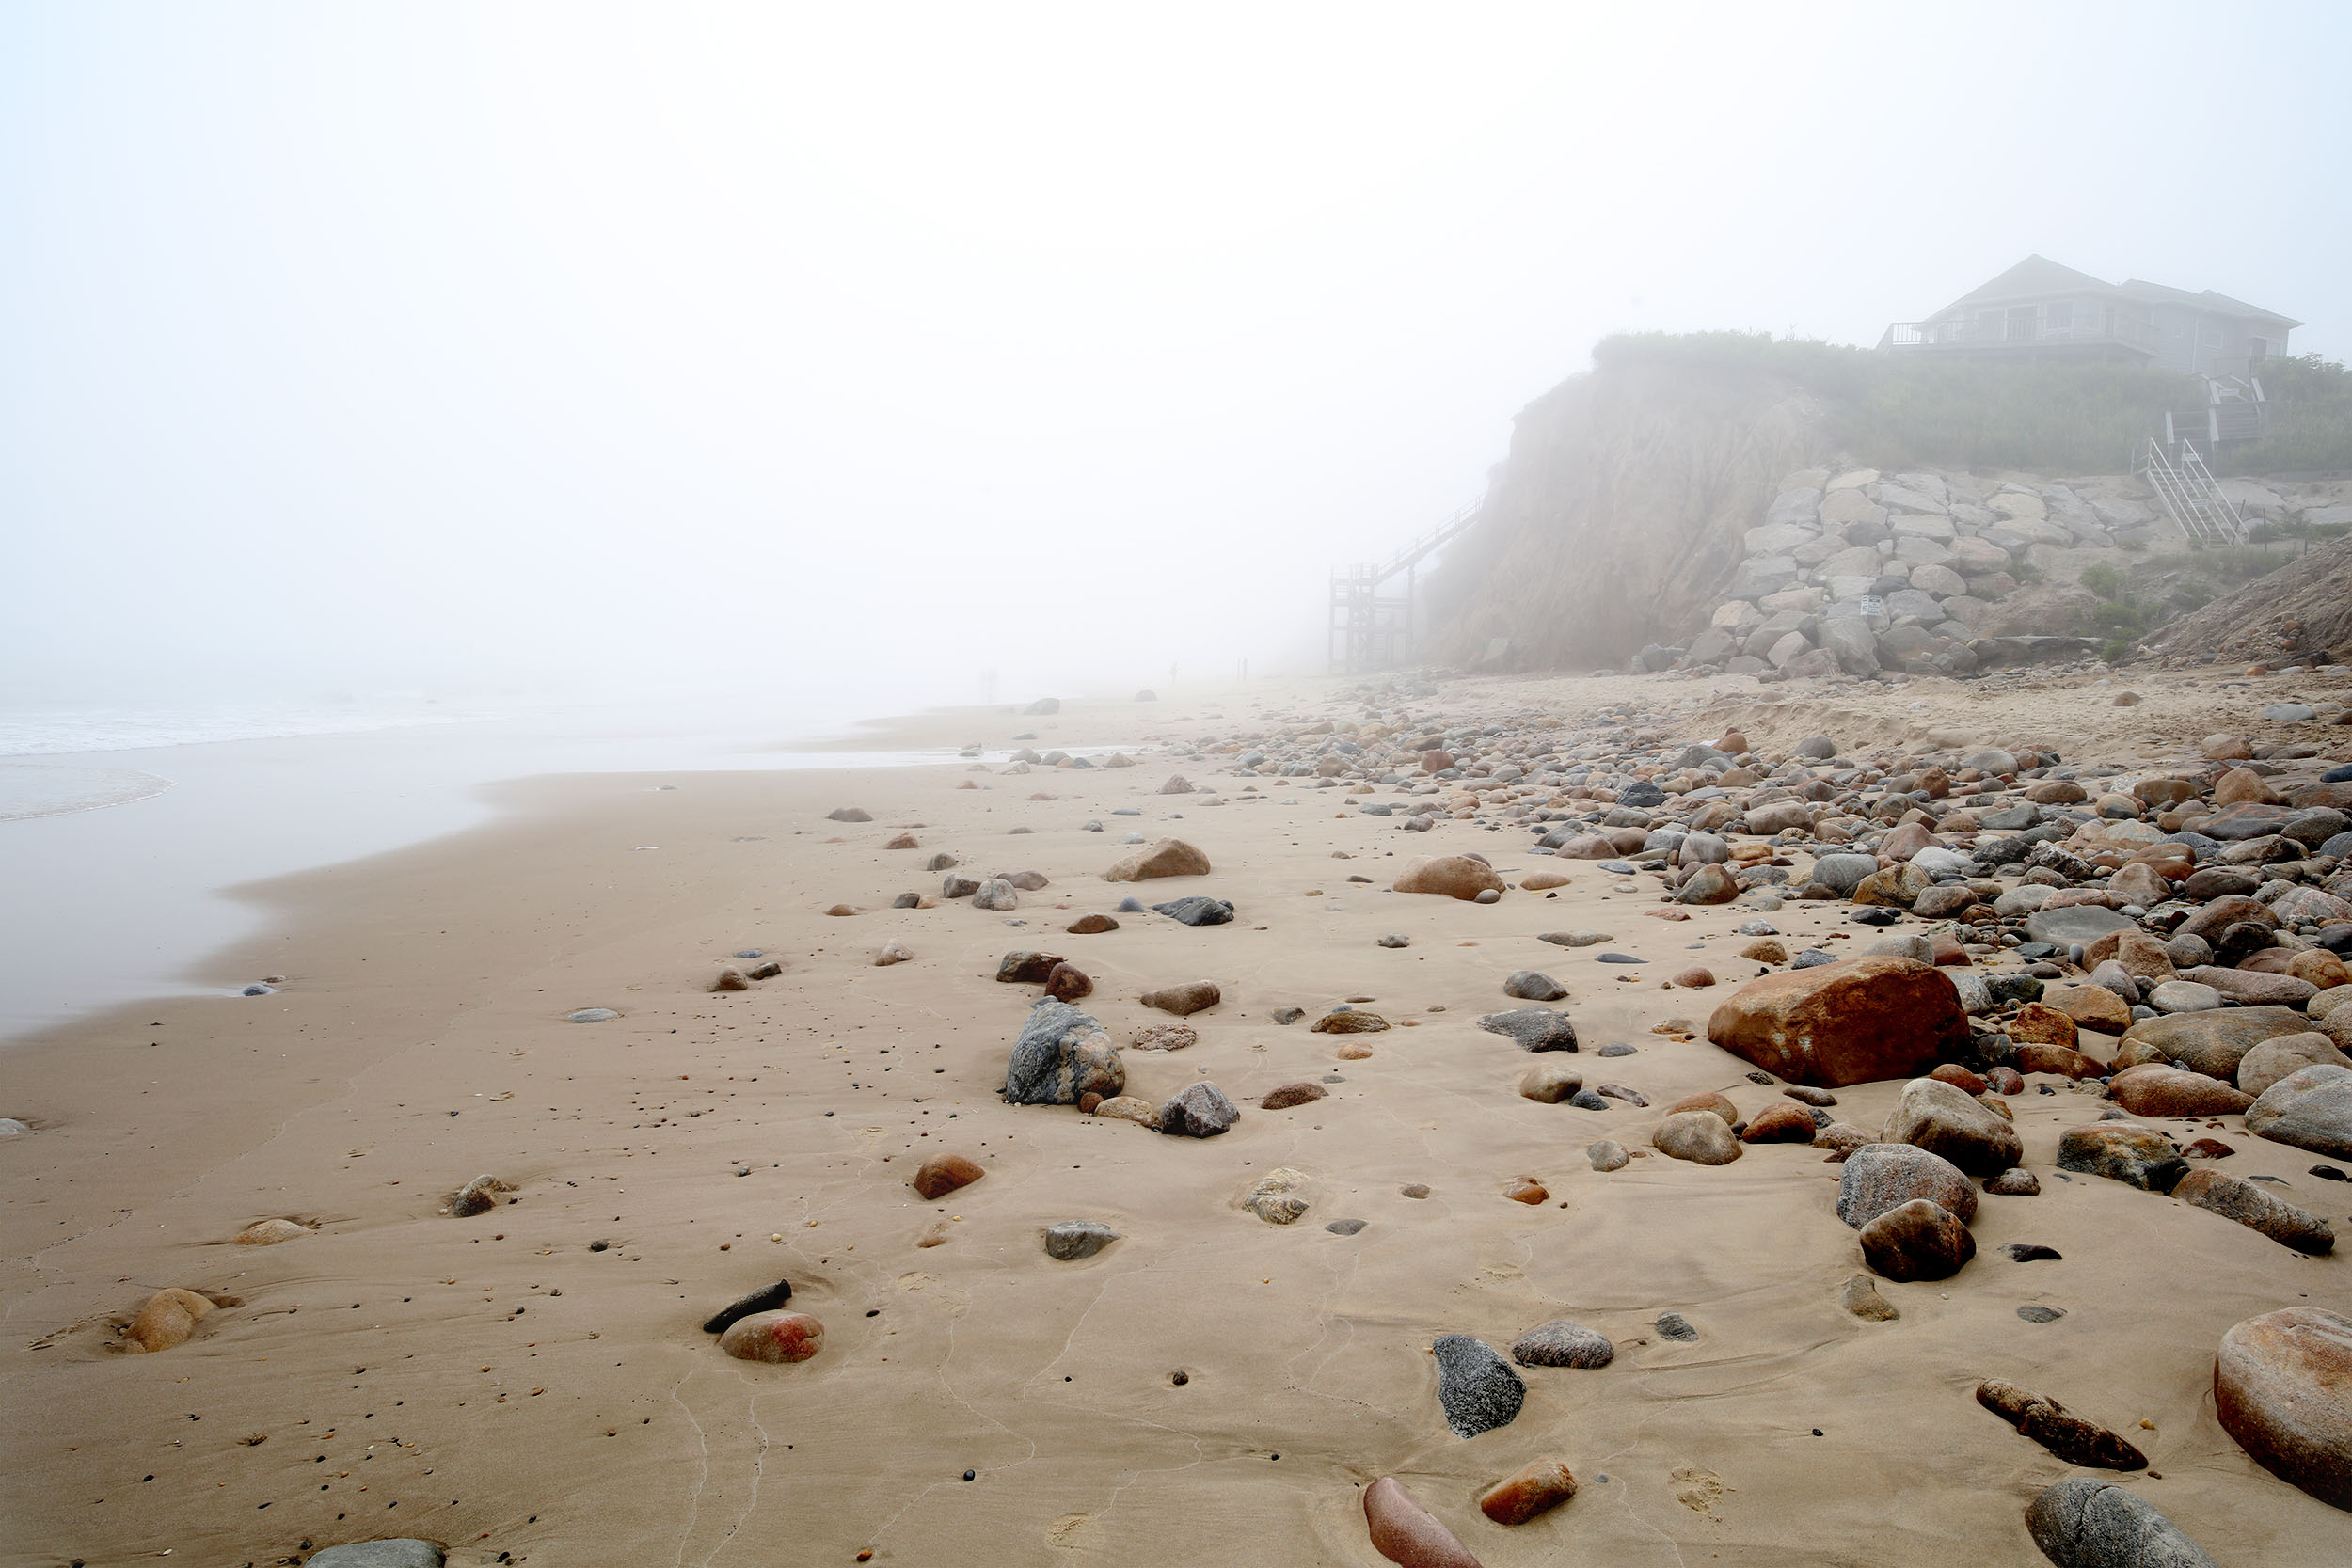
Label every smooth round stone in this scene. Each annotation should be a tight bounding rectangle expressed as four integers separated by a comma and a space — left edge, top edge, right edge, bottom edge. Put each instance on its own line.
2150, 981, 2222, 1014
1325, 1218, 1368, 1236
566, 1007, 618, 1023
1510, 1319, 1615, 1368
1597, 1042, 1638, 1057
1588, 1139, 1629, 1171
717, 1310, 824, 1363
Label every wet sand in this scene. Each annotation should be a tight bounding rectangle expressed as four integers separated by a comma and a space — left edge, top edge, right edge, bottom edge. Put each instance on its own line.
2, 675, 2344, 1566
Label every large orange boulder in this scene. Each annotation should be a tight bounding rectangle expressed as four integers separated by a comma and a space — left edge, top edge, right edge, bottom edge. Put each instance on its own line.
2215, 1307, 2352, 1511
1705, 958, 1966, 1087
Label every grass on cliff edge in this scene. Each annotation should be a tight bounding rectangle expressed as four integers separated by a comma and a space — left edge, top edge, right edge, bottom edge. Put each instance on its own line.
1591, 332, 2352, 475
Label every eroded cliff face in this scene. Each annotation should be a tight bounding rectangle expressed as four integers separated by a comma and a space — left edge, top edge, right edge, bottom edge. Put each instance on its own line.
1423, 360, 1829, 669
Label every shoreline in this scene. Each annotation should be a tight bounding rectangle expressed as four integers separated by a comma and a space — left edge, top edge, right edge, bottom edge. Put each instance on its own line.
3, 667, 2346, 1565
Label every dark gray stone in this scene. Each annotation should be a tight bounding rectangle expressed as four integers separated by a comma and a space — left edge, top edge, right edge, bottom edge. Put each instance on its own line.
701, 1278, 792, 1334
1325, 1218, 1368, 1236
1157, 1081, 1239, 1137
1432, 1334, 1524, 1437
1502, 970, 1568, 1001
1655, 1312, 1698, 1342
1152, 897, 1235, 927
1478, 1007, 1580, 1052
1043, 1221, 1119, 1259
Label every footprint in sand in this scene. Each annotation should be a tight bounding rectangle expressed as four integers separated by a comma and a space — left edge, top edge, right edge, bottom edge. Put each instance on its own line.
1046, 1513, 1104, 1552
1672, 1465, 1731, 1516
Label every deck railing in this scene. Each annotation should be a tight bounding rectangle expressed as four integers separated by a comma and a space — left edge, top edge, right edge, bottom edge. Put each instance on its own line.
1879, 316, 2159, 352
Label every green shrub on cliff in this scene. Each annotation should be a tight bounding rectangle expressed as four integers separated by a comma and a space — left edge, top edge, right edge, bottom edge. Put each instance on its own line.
1590, 331, 2191, 474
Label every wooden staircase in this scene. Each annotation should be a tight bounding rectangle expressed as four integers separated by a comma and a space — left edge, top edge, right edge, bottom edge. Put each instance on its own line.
1328, 499, 1484, 674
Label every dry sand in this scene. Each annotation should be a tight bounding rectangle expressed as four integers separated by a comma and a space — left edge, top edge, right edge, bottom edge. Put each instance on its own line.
3, 670, 2346, 1566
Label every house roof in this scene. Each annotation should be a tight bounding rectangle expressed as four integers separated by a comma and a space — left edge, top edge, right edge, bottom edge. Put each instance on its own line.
2115, 278, 2301, 327
1927, 254, 2299, 327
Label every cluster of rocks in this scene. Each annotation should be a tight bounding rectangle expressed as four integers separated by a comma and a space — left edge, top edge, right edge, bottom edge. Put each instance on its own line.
1659, 467, 2172, 680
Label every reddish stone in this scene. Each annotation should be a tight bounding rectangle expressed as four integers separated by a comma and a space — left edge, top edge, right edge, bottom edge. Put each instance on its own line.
1740, 1102, 1819, 1143
1986, 1067, 2026, 1095
2010, 1002, 2079, 1049
911, 1152, 985, 1200
2108, 1064, 2254, 1118
1504, 1178, 1549, 1205
1705, 958, 1967, 1087
1930, 1064, 1989, 1095
718, 1311, 824, 1363
1672, 965, 1717, 988
1365, 1476, 1482, 1568
1260, 1082, 1328, 1110
2016, 1042, 2107, 1079
1664, 1090, 1739, 1123
1479, 1460, 1578, 1526
1041, 962, 1093, 1002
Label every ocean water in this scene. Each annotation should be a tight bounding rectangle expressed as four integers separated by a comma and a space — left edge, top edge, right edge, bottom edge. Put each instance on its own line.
1, 699, 479, 771
0, 695, 961, 1040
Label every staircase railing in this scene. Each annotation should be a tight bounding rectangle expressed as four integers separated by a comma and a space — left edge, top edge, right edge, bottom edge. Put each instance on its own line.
2140, 436, 2249, 546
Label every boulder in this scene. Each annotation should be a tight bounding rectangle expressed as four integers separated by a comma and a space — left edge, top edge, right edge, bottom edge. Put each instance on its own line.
2215, 1307, 2352, 1510
996, 950, 1065, 983
1478, 1007, 1580, 1053
2057, 1123, 2187, 1193
1653, 1110, 1743, 1164
2173, 1170, 2334, 1255
1003, 1000, 1124, 1105
1152, 896, 1235, 927
1103, 839, 1212, 881
1518, 1063, 1582, 1103
1881, 1076, 2023, 1174
2239, 1034, 2352, 1097
2107, 1065, 2252, 1118
1858, 1198, 1975, 1282
1140, 980, 1221, 1016
1837, 1143, 1979, 1227
1158, 1082, 1240, 1137
2245, 1064, 2352, 1159
1394, 855, 1506, 900
2115, 1006, 2311, 1081
1705, 958, 1966, 1087
2024, 1477, 2217, 1568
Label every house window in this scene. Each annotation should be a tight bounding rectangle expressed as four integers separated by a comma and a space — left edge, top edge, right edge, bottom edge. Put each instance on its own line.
2046, 302, 2074, 335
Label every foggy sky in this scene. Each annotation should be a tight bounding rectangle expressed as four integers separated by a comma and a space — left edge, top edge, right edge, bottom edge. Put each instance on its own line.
6, 2, 2346, 712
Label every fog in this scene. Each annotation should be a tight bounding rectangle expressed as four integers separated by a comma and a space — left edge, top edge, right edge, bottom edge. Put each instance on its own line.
6, 2, 2345, 715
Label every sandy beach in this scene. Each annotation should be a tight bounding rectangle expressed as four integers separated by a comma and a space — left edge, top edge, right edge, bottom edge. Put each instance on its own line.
3, 670, 2348, 1567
